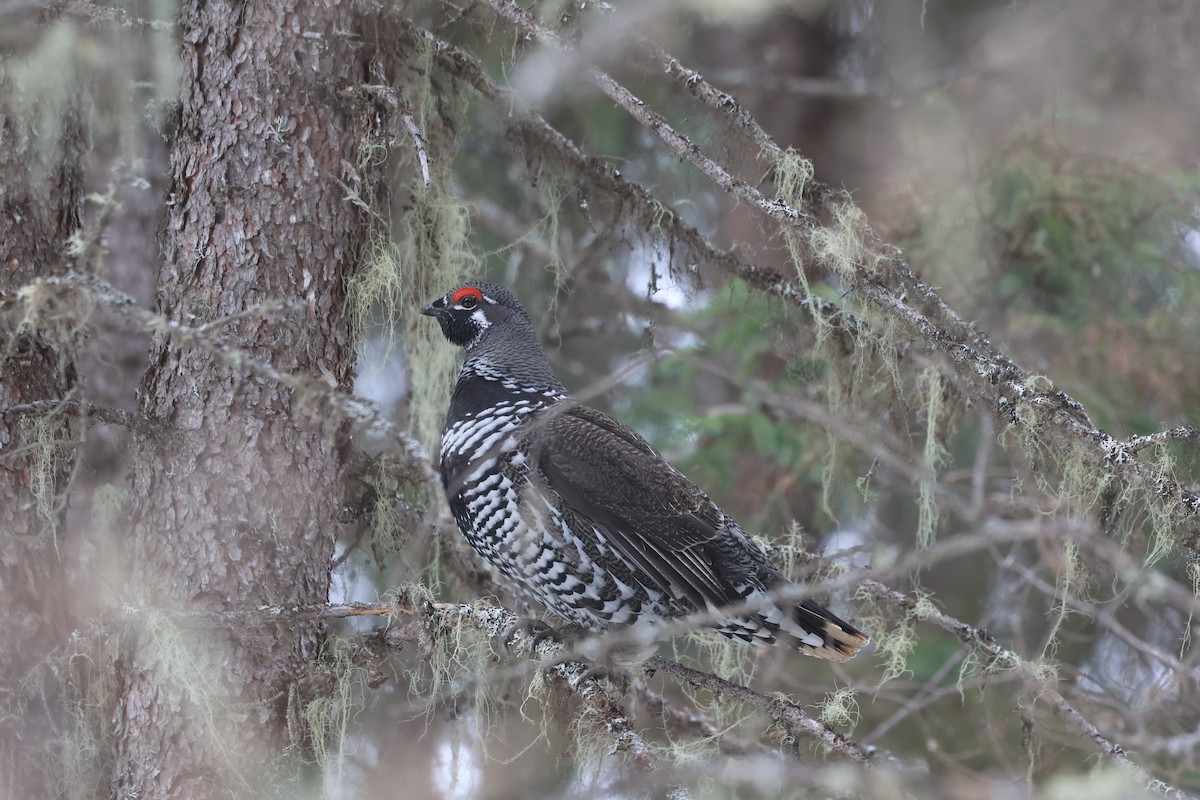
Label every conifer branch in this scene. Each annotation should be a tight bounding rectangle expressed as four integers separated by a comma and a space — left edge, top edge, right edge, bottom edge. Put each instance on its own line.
467, 0, 1200, 556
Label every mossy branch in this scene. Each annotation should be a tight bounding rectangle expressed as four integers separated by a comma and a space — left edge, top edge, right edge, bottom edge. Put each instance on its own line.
115, 501, 1197, 799
1, 398, 149, 432
469, 0, 1200, 559
410, 21, 861, 335
138, 597, 868, 769
860, 580, 1193, 800
11, 272, 437, 485
642, 656, 873, 766
237, 599, 689, 798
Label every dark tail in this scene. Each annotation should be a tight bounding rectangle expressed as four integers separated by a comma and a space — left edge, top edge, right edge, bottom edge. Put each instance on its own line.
788, 597, 870, 662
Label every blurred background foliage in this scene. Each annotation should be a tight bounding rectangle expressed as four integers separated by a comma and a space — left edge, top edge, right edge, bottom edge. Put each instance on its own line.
359, 0, 1200, 794
4, 0, 1199, 796
378, 0, 1200, 793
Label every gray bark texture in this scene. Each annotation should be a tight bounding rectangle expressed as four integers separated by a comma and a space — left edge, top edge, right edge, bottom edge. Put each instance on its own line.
110, 2, 393, 796
0, 81, 85, 793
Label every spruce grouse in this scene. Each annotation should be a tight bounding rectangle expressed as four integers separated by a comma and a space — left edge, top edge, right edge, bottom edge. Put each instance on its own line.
423, 281, 869, 661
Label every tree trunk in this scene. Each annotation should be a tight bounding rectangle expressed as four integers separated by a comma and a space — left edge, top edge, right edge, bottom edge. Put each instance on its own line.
111, 2, 391, 796
0, 83, 85, 794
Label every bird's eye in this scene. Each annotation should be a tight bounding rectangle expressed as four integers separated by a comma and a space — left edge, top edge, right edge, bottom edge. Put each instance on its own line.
459, 294, 478, 310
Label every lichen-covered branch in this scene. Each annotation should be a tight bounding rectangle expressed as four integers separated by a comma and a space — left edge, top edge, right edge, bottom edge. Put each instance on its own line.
1, 398, 149, 433
861, 580, 1195, 800
147, 596, 869, 778
411, 22, 861, 334
468, 0, 1200, 556
12, 273, 436, 485
644, 656, 873, 765
180, 598, 690, 798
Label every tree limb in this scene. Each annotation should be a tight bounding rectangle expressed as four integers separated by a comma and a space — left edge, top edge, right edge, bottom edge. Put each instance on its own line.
861, 580, 1195, 800
469, 0, 1200, 557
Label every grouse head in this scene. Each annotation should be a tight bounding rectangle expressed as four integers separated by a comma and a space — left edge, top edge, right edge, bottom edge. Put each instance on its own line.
421, 281, 532, 349
424, 280, 567, 395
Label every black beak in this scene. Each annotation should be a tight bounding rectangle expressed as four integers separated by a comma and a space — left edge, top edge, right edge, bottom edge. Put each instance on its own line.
421, 302, 440, 317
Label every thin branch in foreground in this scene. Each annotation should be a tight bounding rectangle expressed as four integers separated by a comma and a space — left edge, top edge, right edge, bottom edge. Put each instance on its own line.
143, 598, 690, 798
1, 398, 148, 432
40, 0, 173, 31
15, 273, 438, 487
125, 540, 1195, 799
643, 656, 873, 766
148, 597, 874, 762
412, 21, 862, 335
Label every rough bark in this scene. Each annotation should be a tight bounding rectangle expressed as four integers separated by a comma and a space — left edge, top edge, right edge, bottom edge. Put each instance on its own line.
111, 2, 391, 796
0, 78, 86, 793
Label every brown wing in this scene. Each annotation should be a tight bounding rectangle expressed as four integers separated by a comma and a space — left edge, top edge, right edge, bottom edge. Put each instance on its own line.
525, 403, 738, 612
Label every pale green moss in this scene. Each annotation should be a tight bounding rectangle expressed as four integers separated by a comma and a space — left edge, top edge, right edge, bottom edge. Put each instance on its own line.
772, 147, 814, 209
18, 414, 73, 543
300, 639, 367, 786
140, 612, 249, 789
817, 687, 860, 730
404, 600, 504, 734
1043, 539, 1083, 660
916, 367, 949, 549
811, 202, 870, 286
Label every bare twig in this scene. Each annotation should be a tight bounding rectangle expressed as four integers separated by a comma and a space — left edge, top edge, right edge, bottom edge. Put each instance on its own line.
400, 105, 432, 188
26, 0, 173, 31
192, 298, 303, 335
1, 398, 147, 431
138, 600, 398, 626
363, 85, 432, 189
